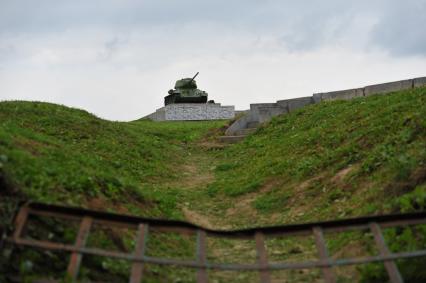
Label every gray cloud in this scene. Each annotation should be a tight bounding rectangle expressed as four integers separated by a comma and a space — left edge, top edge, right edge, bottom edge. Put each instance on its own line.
98, 37, 125, 62
370, 0, 426, 56
0, 1, 425, 120
2, 0, 425, 55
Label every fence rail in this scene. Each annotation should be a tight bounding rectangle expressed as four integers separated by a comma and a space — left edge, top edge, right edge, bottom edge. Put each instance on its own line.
3, 202, 426, 282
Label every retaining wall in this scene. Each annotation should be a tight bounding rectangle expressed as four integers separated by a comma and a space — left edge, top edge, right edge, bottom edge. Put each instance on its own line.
414, 77, 426, 88
364, 79, 413, 97
250, 103, 288, 123
278, 96, 314, 112
226, 76, 426, 135
144, 107, 166, 121
313, 88, 364, 102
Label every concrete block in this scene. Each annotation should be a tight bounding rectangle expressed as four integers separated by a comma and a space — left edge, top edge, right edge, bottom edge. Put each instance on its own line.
285, 97, 314, 112
154, 107, 166, 121
256, 105, 288, 123
276, 100, 288, 109
235, 110, 249, 116
250, 103, 277, 111
246, 121, 260, 128
318, 88, 364, 101
364, 79, 413, 96
249, 103, 277, 122
225, 113, 254, 136
312, 93, 322, 103
414, 77, 426, 88
143, 107, 166, 121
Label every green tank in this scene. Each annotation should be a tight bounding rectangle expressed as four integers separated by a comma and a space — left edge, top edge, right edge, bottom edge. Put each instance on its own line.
164, 72, 208, 105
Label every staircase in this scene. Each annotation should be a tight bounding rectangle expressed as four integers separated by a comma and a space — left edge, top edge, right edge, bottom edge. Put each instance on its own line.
219, 121, 259, 143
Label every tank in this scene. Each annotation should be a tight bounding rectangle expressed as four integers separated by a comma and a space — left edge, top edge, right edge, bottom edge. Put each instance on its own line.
164, 72, 208, 105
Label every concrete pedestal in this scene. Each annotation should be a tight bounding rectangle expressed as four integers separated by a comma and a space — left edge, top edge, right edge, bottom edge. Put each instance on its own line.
145, 103, 235, 121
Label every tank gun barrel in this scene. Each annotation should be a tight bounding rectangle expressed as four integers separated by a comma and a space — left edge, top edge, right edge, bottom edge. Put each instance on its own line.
182, 72, 199, 88
190, 72, 199, 82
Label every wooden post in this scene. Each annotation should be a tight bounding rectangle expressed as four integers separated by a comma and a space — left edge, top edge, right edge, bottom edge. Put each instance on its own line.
370, 222, 403, 283
67, 216, 92, 281
129, 224, 148, 283
196, 230, 208, 283
255, 231, 271, 283
313, 227, 336, 283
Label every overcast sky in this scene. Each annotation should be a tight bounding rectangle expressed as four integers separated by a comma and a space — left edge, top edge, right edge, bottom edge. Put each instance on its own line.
1, 0, 426, 121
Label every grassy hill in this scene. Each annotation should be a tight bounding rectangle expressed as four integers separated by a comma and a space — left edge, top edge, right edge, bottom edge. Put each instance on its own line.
0, 101, 226, 221
202, 86, 426, 228
1, 86, 426, 282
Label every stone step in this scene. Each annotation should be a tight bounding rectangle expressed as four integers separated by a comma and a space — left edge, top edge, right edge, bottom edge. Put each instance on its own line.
219, 135, 246, 144
246, 121, 260, 128
233, 128, 257, 136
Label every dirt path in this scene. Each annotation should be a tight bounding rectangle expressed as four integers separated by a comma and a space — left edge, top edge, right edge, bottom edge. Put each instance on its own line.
174, 143, 280, 230
168, 144, 229, 229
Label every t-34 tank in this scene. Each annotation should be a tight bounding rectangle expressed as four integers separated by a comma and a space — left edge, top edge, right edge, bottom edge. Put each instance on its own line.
164, 72, 208, 105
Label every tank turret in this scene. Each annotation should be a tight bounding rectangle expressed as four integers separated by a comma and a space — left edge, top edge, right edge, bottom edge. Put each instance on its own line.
164, 72, 208, 105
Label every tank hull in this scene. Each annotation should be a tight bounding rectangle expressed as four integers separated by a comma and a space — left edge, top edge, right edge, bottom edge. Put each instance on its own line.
164, 94, 208, 106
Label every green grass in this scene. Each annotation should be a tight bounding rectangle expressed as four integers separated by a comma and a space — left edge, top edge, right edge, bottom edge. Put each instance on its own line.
1, 86, 426, 282
0, 101, 227, 281
206, 87, 426, 226
0, 101, 226, 219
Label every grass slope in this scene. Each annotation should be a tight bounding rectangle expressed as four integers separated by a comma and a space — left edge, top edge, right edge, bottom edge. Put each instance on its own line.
0, 101, 226, 221
203, 86, 426, 227
0, 101, 227, 282
1, 87, 426, 282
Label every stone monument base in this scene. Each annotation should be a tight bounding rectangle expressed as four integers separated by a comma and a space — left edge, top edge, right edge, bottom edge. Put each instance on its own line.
144, 103, 235, 121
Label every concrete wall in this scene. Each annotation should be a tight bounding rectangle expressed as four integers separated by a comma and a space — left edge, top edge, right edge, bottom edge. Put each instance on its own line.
257, 105, 288, 123
414, 76, 426, 88
250, 103, 287, 123
154, 107, 166, 121
279, 96, 314, 112
364, 79, 413, 97
143, 107, 166, 121
235, 110, 249, 116
248, 97, 314, 126
313, 88, 364, 102
226, 76, 426, 136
